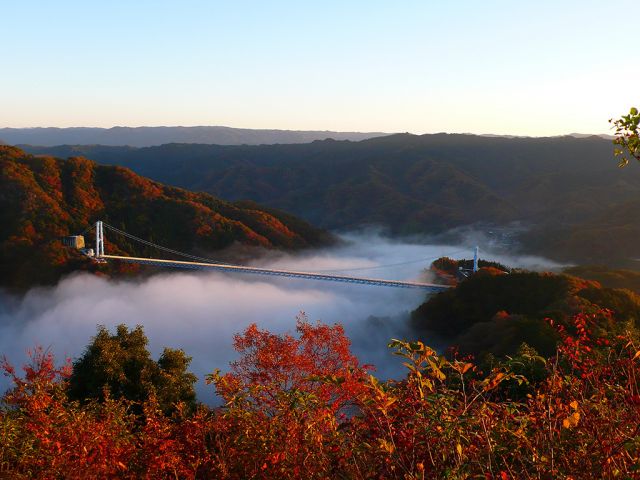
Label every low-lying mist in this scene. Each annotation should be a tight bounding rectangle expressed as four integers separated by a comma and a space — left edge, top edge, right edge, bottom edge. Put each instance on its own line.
0, 232, 561, 401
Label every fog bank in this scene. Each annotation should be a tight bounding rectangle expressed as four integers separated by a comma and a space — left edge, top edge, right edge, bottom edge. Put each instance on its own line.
0, 233, 561, 400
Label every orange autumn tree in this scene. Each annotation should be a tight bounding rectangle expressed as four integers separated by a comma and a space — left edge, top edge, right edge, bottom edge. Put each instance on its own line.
207, 314, 372, 478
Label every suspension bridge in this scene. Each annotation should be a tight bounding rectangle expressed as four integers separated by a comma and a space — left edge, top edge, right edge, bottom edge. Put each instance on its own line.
66, 221, 479, 292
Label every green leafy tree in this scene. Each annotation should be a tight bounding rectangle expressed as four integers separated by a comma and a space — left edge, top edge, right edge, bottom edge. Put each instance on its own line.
68, 324, 197, 414
610, 106, 640, 166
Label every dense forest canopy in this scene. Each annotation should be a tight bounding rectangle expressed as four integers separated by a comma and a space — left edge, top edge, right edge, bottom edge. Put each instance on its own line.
412, 260, 640, 361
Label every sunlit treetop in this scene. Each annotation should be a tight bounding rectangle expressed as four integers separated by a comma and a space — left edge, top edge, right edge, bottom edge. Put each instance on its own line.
611, 107, 640, 167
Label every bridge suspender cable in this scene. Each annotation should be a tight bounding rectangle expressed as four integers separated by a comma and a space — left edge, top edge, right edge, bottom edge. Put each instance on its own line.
101, 222, 234, 265
97, 222, 467, 275
314, 248, 470, 273
84, 220, 459, 291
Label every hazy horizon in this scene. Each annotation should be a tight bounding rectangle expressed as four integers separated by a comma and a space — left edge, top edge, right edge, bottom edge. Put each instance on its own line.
0, 124, 614, 139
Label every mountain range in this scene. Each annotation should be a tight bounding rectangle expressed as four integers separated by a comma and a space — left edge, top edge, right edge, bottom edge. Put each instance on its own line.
21, 133, 640, 267
0, 126, 390, 147
0, 145, 331, 290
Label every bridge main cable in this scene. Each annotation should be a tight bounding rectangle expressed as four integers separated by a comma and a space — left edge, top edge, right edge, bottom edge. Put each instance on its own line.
95, 221, 452, 291
100, 254, 451, 292
101, 222, 233, 265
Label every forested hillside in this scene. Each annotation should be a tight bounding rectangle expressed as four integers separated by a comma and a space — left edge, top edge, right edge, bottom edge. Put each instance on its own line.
412, 261, 640, 361
562, 265, 640, 294
24, 133, 640, 266
0, 146, 332, 290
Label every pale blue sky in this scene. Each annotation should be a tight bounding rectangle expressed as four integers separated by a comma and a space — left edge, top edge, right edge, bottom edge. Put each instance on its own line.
1, 1, 638, 135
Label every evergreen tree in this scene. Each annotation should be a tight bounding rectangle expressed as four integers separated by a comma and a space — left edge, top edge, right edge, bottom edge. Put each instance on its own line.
68, 324, 196, 414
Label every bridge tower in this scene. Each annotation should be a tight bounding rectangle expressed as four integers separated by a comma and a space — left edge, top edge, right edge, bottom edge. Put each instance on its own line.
95, 220, 104, 258
473, 246, 479, 273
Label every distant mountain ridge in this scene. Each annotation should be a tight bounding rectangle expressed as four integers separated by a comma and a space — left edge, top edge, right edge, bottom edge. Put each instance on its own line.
0, 126, 390, 147
20, 133, 640, 267
0, 145, 332, 290
0, 126, 613, 147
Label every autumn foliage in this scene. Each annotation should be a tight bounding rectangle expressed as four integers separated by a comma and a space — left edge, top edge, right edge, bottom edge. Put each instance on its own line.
2, 312, 640, 479
0, 146, 332, 291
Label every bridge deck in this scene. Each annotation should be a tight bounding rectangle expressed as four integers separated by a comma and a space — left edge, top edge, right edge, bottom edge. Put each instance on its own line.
101, 255, 451, 291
